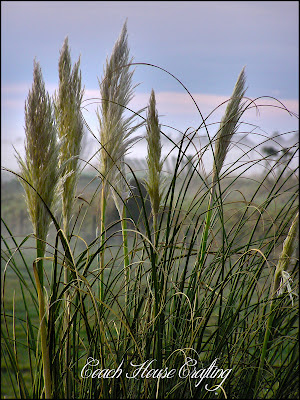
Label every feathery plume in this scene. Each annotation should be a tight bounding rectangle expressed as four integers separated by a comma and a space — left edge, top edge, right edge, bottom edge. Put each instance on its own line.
55, 37, 84, 236
16, 60, 60, 267
97, 20, 144, 205
256, 211, 299, 392
96, 20, 144, 316
144, 89, 163, 230
198, 67, 247, 271
212, 66, 247, 185
275, 211, 299, 304
15, 59, 58, 399
54, 37, 84, 398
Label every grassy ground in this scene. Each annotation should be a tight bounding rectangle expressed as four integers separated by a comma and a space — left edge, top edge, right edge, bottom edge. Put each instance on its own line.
1, 169, 298, 398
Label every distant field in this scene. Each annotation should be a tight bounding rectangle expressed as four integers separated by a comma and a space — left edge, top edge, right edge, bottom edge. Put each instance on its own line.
2, 168, 297, 244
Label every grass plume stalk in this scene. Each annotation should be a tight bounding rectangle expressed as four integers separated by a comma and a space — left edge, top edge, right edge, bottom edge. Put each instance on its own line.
54, 37, 84, 398
255, 211, 299, 395
97, 20, 144, 311
15, 60, 60, 398
144, 89, 164, 234
143, 89, 166, 380
55, 36, 84, 237
198, 66, 247, 271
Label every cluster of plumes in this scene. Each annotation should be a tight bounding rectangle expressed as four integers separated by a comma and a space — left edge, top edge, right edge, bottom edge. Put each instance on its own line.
212, 66, 247, 186
55, 37, 84, 234
16, 60, 60, 255
97, 21, 144, 217
144, 89, 164, 227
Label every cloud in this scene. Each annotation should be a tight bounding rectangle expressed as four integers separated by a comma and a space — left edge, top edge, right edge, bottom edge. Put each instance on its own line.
2, 83, 31, 94
2, 99, 25, 108
83, 89, 230, 115
83, 88, 298, 123
4, 82, 298, 123
1, 82, 59, 109
3, 83, 298, 143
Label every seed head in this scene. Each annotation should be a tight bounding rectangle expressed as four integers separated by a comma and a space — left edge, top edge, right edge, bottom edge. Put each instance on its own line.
97, 20, 144, 210
55, 37, 84, 233
144, 89, 164, 220
212, 67, 247, 184
16, 60, 60, 251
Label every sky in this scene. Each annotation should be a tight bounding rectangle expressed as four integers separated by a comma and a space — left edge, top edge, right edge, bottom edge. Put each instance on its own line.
1, 1, 299, 175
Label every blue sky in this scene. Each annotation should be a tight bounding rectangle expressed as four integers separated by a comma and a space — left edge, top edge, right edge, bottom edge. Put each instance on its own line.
1, 1, 299, 172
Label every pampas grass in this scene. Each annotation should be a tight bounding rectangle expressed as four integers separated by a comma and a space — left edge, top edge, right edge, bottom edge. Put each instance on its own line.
255, 210, 299, 394
16, 61, 60, 273
275, 211, 299, 295
97, 21, 143, 203
2, 23, 299, 400
54, 37, 84, 398
198, 66, 247, 271
212, 66, 247, 186
15, 59, 60, 399
96, 20, 144, 310
144, 89, 164, 233
55, 36, 84, 237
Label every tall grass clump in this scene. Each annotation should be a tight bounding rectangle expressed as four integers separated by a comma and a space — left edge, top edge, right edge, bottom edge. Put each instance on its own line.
1, 21, 299, 400
15, 60, 60, 398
